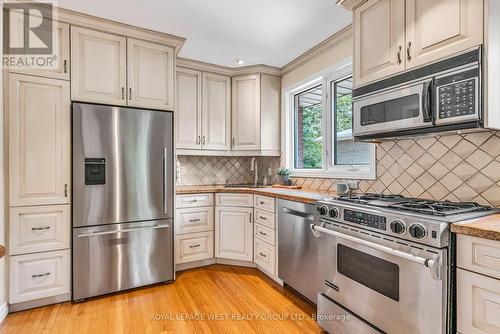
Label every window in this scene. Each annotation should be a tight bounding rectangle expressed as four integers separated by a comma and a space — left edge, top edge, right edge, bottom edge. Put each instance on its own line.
285, 62, 375, 179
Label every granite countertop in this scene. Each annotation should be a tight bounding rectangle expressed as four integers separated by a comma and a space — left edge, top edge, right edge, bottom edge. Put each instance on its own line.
176, 185, 336, 204
451, 214, 500, 242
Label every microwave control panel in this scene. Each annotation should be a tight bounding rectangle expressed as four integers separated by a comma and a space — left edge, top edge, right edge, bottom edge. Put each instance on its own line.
344, 209, 386, 231
436, 67, 479, 120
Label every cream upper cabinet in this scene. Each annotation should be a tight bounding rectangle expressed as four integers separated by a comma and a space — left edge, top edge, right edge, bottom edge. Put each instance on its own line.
127, 39, 174, 110
71, 27, 127, 105
232, 74, 261, 150
405, 0, 483, 69
354, 0, 405, 87
352, 0, 484, 87
202, 72, 231, 150
215, 207, 253, 262
176, 68, 202, 149
9, 74, 70, 206
9, 20, 70, 80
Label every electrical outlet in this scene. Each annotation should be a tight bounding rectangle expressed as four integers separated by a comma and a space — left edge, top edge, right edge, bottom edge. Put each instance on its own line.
346, 180, 358, 189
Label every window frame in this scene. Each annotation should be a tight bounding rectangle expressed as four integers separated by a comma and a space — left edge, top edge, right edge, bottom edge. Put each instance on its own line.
283, 60, 376, 179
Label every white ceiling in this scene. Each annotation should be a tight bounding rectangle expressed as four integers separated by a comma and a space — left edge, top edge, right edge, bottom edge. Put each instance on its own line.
58, 0, 352, 68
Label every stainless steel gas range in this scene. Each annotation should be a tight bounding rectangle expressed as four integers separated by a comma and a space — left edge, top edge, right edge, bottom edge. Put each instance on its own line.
312, 194, 497, 334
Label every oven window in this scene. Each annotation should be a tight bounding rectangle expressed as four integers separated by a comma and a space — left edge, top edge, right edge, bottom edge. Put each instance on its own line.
337, 244, 399, 301
360, 94, 420, 126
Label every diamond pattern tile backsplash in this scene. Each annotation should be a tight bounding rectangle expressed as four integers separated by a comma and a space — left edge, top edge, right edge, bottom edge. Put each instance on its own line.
176, 131, 500, 207
176, 156, 281, 186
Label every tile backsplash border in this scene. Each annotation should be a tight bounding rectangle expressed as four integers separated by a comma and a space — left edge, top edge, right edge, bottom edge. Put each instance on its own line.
176, 131, 500, 208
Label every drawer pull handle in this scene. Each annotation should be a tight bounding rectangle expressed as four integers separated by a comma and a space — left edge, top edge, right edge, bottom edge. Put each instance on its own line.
189, 244, 201, 248
32, 226, 51, 231
259, 252, 267, 258
259, 231, 267, 236
189, 219, 201, 222
189, 199, 198, 203
32, 272, 50, 278
260, 201, 265, 205
259, 216, 267, 220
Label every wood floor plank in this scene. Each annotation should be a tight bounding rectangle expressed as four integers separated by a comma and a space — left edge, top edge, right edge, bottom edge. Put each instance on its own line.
0, 265, 322, 334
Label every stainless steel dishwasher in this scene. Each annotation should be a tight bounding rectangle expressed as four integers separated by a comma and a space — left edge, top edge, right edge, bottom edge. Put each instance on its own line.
278, 199, 320, 303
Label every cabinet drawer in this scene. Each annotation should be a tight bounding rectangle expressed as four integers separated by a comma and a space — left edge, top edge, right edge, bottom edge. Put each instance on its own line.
175, 207, 214, 234
254, 238, 276, 276
215, 193, 253, 207
254, 209, 275, 229
176, 193, 214, 208
9, 250, 70, 304
254, 195, 275, 213
175, 231, 214, 264
9, 205, 70, 255
458, 235, 500, 280
255, 223, 275, 245
457, 268, 500, 334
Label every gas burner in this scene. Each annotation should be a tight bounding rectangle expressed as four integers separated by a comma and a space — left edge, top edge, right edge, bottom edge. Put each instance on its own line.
390, 200, 490, 216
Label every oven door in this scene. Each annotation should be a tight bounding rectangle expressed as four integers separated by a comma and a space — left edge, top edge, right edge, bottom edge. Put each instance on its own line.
314, 224, 447, 334
353, 79, 433, 138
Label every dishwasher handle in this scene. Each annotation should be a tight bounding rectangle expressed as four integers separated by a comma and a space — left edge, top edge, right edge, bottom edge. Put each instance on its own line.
311, 224, 441, 280
281, 207, 315, 221
77, 224, 170, 238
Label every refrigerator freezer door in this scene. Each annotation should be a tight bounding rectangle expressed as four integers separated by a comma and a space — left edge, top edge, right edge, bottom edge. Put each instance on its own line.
72, 219, 173, 300
72, 103, 174, 227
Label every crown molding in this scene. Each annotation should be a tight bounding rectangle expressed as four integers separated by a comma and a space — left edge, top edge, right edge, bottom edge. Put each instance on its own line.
14, 0, 186, 54
176, 58, 282, 77
281, 25, 353, 75
336, 0, 367, 11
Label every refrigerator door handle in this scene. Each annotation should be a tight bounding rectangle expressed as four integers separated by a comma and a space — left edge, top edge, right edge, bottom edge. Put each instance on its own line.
163, 147, 168, 215
77, 224, 170, 238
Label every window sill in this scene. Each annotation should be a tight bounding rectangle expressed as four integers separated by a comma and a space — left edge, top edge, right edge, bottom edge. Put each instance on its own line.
290, 167, 376, 180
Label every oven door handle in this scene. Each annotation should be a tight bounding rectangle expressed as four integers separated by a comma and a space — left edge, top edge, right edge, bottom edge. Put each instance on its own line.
311, 224, 441, 280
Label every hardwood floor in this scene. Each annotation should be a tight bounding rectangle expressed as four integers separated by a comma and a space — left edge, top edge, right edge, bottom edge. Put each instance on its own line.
0, 265, 322, 334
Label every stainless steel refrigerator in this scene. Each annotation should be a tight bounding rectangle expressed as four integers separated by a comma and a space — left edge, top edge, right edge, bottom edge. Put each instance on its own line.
72, 102, 174, 301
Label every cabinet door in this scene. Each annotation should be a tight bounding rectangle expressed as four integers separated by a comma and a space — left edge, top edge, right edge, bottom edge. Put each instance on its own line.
215, 207, 253, 261
353, 0, 405, 87
128, 38, 174, 110
71, 27, 126, 105
9, 20, 70, 80
405, 0, 483, 70
457, 268, 500, 334
232, 74, 261, 150
9, 74, 70, 206
202, 72, 231, 150
176, 68, 202, 149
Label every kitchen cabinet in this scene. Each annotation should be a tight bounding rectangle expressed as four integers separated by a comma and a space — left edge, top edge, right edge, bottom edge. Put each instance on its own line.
202, 72, 231, 150
8, 74, 71, 207
352, 0, 483, 87
9, 21, 70, 80
72, 27, 174, 110
71, 27, 127, 105
9, 250, 70, 304
176, 68, 202, 149
405, 0, 483, 70
231, 74, 280, 152
353, 0, 405, 87
215, 206, 253, 262
457, 235, 500, 333
175, 68, 231, 150
253, 195, 277, 276
127, 38, 174, 110
175, 193, 214, 266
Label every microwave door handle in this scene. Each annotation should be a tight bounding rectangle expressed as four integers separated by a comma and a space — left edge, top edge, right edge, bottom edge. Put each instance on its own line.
311, 224, 441, 280
422, 80, 433, 123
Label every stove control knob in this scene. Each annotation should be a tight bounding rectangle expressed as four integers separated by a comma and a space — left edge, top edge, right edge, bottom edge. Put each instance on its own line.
318, 205, 329, 217
390, 220, 406, 234
329, 207, 340, 219
409, 224, 427, 239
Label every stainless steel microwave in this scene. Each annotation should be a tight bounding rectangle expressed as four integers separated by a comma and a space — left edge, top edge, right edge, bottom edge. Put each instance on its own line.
353, 49, 482, 141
